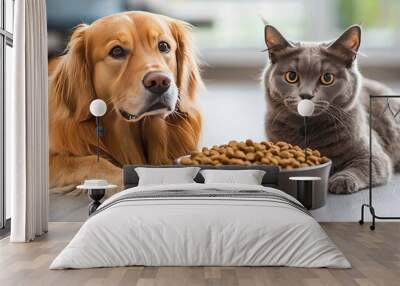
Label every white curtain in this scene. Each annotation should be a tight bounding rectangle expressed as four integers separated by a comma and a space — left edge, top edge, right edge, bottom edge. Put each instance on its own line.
7, 0, 49, 242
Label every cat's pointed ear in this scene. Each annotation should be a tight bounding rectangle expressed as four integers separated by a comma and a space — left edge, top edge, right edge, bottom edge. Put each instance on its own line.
264, 25, 294, 63
328, 25, 361, 64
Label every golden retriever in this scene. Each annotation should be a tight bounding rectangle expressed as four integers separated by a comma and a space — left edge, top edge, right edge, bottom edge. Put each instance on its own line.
49, 11, 203, 192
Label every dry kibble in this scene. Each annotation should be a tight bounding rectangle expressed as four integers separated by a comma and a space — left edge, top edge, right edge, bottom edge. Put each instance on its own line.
273, 155, 282, 162
200, 157, 213, 165
312, 150, 321, 157
280, 145, 290, 151
279, 158, 292, 167
265, 151, 273, 158
244, 146, 255, 153
228, 140, 238, 146
308, 155, 319, 164
234, 150, 246, 159
294, 150, 304, 157
255, 151, 264, 160
230, 158, 244, 165
221, 156, 230, 165
226, 149, 235, 158
246, 153, 256, 161
261, 157, 270, 164
210, 154, 220, 161
190, 150, 202, 156
294, 145, 302, 151
179, 139, 329, 169
321, 156, 329, 163
280, 151, 292, 159
254, 143, 266, 152
270, 148, 279, 156
245, 139, 254, 146
291, 160, 301, 168
269, 157, 279, 165
306, 160, 315, 166
180, 157, 195, 165
297, 156, 306, 163
209, 150, 218, 156
238, 142, 247, 151
261, 141, 273, 148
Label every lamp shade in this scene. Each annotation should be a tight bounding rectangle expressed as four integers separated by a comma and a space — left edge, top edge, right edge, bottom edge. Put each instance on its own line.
89, 99, 107, 117
297, 99, 315, 117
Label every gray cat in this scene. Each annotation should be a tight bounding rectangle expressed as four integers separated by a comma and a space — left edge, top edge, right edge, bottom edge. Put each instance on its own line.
262, 25, 400, 194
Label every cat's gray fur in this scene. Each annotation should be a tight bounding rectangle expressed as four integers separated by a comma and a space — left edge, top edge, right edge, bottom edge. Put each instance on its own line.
262, 25, 400, 193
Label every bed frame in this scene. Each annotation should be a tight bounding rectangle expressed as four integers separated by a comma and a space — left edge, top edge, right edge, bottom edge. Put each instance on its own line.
123, 165, 281, 189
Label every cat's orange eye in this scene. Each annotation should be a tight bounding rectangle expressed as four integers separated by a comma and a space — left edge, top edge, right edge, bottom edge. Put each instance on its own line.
284, 71, 299, 84
320, 73, 335, 85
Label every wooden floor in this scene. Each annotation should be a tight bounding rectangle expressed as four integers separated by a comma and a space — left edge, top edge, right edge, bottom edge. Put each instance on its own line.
0, 223, 399, 286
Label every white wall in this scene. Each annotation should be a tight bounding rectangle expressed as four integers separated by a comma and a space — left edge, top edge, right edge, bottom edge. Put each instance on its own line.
198, 81, 267, 148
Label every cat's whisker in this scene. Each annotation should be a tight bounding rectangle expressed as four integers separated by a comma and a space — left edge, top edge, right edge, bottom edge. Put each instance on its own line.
330, 103, 352, 116
327, 106, 353, 139
313, 103, 330, 115
327, 110, 349, 143
270, 105, 287, 129
313, 100, 330, 105
283, 99, 298, 107
329, 104, 353, 119
323, 112, 341, 143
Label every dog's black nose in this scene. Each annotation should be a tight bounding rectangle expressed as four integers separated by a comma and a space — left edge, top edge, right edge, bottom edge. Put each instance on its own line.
143, 72, 171, 95
299, 93, 313, 100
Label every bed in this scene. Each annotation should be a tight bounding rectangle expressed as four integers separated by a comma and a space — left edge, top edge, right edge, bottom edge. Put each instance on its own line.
50, 165, 350, 269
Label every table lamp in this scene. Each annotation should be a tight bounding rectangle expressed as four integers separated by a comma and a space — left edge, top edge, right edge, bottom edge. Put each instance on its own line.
79, 99, 115, 215
89, 99, 107, 162
297, 99, 315, 162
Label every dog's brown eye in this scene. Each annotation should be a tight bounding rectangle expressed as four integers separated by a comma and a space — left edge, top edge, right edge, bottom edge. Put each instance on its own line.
284, 71, 299, 84
320, 73, 335, 85
109, 46, 125, 59
158, 41, 170, 53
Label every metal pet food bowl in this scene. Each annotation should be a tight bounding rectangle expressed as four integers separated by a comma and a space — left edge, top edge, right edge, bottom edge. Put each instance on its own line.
177, 156, 331, 209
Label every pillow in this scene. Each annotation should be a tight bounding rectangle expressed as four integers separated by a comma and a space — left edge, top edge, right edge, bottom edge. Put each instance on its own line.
200, 169, 266, 185
135, 167, 200, 186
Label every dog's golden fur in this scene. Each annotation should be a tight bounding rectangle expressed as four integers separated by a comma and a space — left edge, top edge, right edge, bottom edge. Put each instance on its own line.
48, 12, 202, 192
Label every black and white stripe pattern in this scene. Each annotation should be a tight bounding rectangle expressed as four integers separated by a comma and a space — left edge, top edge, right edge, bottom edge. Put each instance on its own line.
91, 189, 310, 217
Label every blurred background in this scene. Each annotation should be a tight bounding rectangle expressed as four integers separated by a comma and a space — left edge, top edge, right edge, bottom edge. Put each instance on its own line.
47, 0, 400, 147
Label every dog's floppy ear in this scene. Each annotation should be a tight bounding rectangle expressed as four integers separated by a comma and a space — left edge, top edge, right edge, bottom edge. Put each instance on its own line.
52, 24, 95, 122
169, 19, 203, 113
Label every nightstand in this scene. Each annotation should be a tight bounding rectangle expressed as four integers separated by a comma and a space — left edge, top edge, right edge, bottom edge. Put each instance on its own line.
77, 180, 117, 215
289, 176, 321, 210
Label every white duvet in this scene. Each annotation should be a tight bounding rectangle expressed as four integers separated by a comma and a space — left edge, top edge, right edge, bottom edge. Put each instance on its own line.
50, 183, 350, 269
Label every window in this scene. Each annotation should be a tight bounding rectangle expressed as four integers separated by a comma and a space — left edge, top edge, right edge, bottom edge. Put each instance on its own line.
125, 0, 400, 66
0, 0, 14, 231
47, 1, 400, 67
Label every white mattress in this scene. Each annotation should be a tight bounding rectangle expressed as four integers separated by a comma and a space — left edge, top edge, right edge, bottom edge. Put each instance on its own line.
50, 183, 350, 269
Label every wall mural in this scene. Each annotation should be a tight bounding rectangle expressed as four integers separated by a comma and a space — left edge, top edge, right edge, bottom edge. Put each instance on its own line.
48, 9, 400, 199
